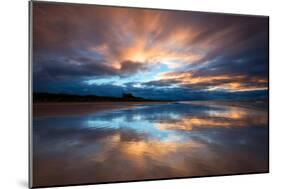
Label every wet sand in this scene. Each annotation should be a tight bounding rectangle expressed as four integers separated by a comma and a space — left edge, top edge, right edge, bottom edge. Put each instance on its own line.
33, 102, 172, 117
32, 100, 269, 187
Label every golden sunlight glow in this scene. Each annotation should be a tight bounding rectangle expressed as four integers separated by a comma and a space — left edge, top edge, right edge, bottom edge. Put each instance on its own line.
157, 72, 268, 91
88, 15, 206, 70
120, 140, 202, 167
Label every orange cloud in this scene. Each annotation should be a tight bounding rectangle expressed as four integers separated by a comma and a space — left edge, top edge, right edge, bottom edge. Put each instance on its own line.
157, 72, 268, 91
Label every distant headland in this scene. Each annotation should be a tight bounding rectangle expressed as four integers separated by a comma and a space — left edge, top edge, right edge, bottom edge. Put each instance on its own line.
33, 92, 167, 103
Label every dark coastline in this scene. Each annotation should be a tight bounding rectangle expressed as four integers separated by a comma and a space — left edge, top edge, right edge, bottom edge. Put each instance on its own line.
33, 92, 169, 103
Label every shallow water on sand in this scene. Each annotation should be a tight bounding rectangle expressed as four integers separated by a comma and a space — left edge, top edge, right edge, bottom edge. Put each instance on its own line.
32, 101, 268, 187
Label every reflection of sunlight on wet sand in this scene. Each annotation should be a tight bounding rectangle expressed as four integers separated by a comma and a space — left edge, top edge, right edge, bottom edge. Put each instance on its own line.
120, 140, 203, 171
89, 131, 204, 172
156, 118, 231, 131
156, 106, 267, 131
122, 141, 178, 157
207, 106, 248, 119
206, 106, 268, 125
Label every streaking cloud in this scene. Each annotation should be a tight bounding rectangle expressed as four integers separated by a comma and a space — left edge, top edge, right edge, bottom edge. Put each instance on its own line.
33, 3, 268, 99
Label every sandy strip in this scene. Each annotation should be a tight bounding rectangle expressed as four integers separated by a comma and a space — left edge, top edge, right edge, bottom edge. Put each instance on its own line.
33, 102, 171, 118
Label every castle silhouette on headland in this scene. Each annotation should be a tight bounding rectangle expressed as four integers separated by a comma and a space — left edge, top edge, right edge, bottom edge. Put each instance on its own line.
33, 92, 162, 102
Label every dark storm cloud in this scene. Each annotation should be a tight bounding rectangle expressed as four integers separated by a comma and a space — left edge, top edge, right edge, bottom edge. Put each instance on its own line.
119, 60, 148, 75
33, 57, 148, 86
191, 29, 269, 78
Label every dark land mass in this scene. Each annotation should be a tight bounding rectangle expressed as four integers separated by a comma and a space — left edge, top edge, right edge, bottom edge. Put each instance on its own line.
33, 92, 169, 103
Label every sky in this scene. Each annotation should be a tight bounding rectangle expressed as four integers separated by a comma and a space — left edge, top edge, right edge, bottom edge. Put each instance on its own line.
32, 2, 269, 100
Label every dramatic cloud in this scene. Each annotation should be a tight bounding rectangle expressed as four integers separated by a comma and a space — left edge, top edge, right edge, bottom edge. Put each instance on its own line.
33, 2, 269, 99
156, 71, 268, 91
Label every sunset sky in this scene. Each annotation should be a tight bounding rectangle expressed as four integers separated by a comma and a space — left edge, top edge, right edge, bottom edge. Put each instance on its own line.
33, 2, 269, 100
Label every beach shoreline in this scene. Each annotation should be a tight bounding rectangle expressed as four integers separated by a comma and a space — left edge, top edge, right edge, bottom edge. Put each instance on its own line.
33, 101, 173, 118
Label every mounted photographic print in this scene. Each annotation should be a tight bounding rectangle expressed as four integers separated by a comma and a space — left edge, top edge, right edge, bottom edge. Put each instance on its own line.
29, 1, 269, 188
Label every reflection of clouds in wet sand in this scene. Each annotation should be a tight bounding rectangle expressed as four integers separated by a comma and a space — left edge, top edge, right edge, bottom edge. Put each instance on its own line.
157, 105, 268, 131
33, 102, 268, 187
